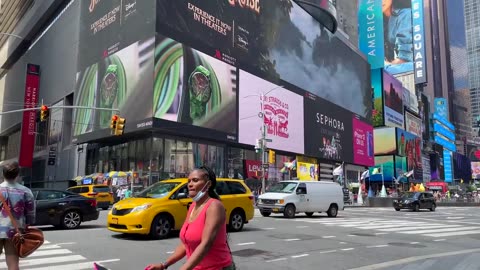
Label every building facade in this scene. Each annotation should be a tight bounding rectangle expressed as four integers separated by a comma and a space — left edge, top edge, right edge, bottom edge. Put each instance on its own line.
465, 0, 480, 131
0, 1, 373, 189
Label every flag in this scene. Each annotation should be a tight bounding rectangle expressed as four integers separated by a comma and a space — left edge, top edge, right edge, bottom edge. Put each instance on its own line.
360, 170, 369, 180
333, 165, 343, 176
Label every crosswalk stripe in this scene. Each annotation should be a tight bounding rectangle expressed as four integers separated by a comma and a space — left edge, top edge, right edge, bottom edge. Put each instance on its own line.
379, 224, 463, 232
37, 245, 61, 250
424, 230, 480, 237
24, 261, 96, 270
0, 249, 72, 260
399, 226, 480, 235
354, 223, 427, 230
0, 255, 85, 269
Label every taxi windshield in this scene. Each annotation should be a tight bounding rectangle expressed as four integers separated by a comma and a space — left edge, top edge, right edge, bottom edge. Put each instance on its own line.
135, 182, 180, 198
266, 182, 298, 193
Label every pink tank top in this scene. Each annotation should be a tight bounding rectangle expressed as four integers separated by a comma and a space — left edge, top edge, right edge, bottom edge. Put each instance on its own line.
180, 199, 232, 270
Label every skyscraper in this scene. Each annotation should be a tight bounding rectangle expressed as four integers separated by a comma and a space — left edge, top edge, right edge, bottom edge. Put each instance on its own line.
465, 0, 480, 132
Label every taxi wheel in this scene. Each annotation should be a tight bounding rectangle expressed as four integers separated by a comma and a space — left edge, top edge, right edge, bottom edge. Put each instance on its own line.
229, 210, 245, 232
61, 211, 82, 229
150, 214, 173, 239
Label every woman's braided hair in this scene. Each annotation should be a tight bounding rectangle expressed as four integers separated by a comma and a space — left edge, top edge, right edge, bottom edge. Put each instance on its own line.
197, 166, 221, 200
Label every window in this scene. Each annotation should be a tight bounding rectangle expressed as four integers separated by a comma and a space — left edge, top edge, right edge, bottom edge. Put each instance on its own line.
215, 181, 230, 195
80, 187, 89, 193
297, 183, 307, 194
37, 191, 67, 200
68, 187, 81, 194
172, 184, 188, 199
93, 186, 111, 193
226, 182, 247, 194
164, 139, 176, 174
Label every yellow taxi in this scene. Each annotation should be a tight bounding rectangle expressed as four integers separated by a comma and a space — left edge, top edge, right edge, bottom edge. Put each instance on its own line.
67, 185, 114, 210
107, 178, 255, 239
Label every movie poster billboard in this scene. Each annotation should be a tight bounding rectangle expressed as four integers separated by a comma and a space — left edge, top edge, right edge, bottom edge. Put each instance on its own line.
239, 70, 304, 154
304, 94, 352, 163
73, 0, 155, 141
153, 34, 238, 136
156, 0, 372, 119
383, 71, 404, 128
396, 129, 422, 180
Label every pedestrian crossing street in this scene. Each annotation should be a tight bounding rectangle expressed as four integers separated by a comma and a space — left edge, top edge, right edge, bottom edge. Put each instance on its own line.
0, 240, 118, 270
294, 217, 480, 238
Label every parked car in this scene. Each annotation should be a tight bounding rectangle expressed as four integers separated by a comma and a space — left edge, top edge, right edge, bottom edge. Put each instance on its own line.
393, 192, 436, 212
32, 189, 100, 229
257, 181, 344, 218
107, 178, 255, 239
67, 184, 114, 210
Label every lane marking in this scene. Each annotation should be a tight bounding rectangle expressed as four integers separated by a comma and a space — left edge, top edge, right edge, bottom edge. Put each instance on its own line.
291, 254, 309, 258
347, 248, 480, 270
319, 250, 337, 254
266, 258, 287, 263
424, 229, 480, 238
348, 234, 357, 237
237, 242, 256, 246
322, 236, 336, 238
379, 224, 462, 232
339, 242, 347, 244
399, 226, 480, 235
284, 238, 300, 242
55, 242, 76, 245
375, 233, 388, 235
341, 248, 355, 251
410, 242, 419, 245
0, 249, 72, 260
366, 245, 389, 248
166, 251, 174, 254
296, 226, 309, 229
5, 255, 86, 268
25, 259, 121, 270
433, 239, 446, 242
263, 228, 276, 230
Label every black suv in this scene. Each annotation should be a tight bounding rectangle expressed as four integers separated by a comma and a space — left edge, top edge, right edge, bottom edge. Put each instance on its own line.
393, 192, 436, 212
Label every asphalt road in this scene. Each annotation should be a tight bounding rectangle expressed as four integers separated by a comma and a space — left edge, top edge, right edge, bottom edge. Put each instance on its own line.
4, 206, 480, 270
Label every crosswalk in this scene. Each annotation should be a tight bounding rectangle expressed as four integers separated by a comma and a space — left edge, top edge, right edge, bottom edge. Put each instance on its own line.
0, 240, 119, 270
295, 217, 480, 238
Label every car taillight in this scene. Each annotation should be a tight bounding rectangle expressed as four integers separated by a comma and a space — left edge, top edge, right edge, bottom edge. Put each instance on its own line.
248, 195, 255, 205
86, 199, 97, 207
88, 192, 98, 196
109, 192, 114, 195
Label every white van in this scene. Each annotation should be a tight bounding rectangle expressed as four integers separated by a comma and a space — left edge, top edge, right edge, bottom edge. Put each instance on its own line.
257, 181, 344, 218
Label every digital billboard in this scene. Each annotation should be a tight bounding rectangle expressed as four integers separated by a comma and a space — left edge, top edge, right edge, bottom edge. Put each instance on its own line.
412, 0, 427, 83
358, 0, 384, 69
304, 93, 353, 163
353, 116, 375, 167
374, 127, 396, 155
443, 150, 453, 183
434, 98, 449, 120
239, 70, 304, 154
405, 111, 422, 138
383, 71, 404, 128
156, 0, 372, 119
396, 129, 422, 180
395, 155, 407, 178
372, 68, 384, 127
369, 156, 395, 181
73, 0, 155, 140
153, 35, 238, 135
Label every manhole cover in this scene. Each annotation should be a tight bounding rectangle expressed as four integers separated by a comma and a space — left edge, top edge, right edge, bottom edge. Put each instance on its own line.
389, 242, 426, 248
350, 233, 375, 237
232, 249, 270, 257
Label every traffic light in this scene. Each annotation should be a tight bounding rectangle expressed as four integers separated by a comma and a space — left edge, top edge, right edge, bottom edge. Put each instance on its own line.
268, 150, 276, 164
114, 117, 126, 136
40, 105, 49, 122
110, 115, 118, 133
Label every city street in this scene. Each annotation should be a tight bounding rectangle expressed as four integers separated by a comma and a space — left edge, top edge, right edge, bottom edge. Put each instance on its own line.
5, 207, 480, 270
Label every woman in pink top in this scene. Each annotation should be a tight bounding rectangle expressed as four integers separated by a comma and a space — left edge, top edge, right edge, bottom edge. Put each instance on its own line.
145, 166, 235, 270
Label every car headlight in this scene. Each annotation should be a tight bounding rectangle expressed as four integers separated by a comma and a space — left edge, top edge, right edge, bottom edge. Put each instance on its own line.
404, 200, 411, 203
277, 199, 285, 204
131, 204, 152, 213
393, 200, 397, 203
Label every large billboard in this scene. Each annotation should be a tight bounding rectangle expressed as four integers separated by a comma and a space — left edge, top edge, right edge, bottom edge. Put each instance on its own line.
372, 68, 384, 127
358, 0, 414, 75
411, 0, 427, 83
153, 35, 238, 136
239, 70, 304, 154
73, 0, 155, 141
157, 0, 372, 119
358, 0, 384, 69
396, 128, 422, 180
434, 97, 449, 120
405, 111, 422, 138
374, 127, 396, 155
383, 71, 404, 128
370, 156, 395, 181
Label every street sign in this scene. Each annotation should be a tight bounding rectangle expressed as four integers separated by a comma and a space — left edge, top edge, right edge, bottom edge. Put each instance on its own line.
47, 146, 56, 166
265, 139, 273, 142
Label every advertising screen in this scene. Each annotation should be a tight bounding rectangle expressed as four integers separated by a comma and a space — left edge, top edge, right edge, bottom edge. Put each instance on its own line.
412, 0, 427, 83
383, 71, 404, 128
372, 68, 384, 127
73, 0, 156, 140
472, 162, 480, 179
395, 155, 407, 178
405, 111, 422, 137
297, 162, 318, 181
358, 0, 384, 69
353, 116, 374, 167
304, 94, 353, 163
434, 98, 449, 120
238, 70, 304, 154
369, 156, 395, 181
156, 0, 372, 119
374, 127, 396, 155
396, 129, 422, 180
153, 35, 238, 135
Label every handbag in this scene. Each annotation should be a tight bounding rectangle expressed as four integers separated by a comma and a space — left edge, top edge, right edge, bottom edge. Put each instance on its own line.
0, 191, 44, 258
